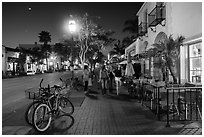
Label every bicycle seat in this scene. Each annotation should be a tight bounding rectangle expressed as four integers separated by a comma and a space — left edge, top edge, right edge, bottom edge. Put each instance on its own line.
54, 84, 61, 89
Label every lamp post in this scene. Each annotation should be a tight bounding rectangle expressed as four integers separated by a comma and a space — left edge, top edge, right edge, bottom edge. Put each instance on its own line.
68, 20, 76, 62
68, 19, 76, 79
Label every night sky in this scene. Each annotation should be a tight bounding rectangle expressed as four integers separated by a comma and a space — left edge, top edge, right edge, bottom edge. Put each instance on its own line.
2, 2, 143, 48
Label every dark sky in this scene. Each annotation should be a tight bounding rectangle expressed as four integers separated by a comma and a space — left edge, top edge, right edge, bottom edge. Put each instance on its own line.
2, 2, 143, 48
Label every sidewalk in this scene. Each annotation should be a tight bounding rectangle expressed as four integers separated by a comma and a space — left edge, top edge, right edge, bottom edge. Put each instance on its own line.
2, 78, 202, 135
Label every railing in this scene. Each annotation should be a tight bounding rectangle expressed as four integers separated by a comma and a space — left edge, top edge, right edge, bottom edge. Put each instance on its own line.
127, 79, 202, 124
165, 86, 202, 127
148, 5, 166, 27
138, 22, 148, 36
141, 81, 165, 120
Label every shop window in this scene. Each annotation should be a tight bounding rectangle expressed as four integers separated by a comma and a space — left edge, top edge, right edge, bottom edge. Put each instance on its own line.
7, 63, 13, 71
145, 60, 149, 75
189, 42, 202, 83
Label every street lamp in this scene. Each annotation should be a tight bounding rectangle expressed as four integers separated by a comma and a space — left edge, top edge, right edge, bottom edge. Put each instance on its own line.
68, 19, 76, 79
68, 20, 76, 34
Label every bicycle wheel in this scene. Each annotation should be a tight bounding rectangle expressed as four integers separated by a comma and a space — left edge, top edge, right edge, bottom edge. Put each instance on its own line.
25, 101, 40, 126
59, 97, 74, 115
33, 103, 52, 132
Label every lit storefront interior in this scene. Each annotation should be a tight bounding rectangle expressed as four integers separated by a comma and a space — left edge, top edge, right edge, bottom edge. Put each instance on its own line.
180, 34, 202, 84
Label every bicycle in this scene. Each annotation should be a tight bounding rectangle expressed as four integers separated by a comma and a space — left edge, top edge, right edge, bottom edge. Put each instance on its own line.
32, 78, 74, 132
25, 79, 52, 126
25, 78, 74, 128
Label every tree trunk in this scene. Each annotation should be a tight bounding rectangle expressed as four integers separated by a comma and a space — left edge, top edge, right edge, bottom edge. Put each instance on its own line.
46, 58, 49, 71
168, 65, 177, 84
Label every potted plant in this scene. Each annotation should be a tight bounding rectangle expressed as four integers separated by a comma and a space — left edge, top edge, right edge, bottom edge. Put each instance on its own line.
147, 35, 185, 84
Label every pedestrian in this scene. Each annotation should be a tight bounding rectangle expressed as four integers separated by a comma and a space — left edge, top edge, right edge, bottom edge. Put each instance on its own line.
113, 64, 122, 95
83, 65, 90, 94
107, 66, 115, 93
99, 65, 108, 95
88, 68, 93, 87
94, 65, 101, 89
70, 64, 74, 79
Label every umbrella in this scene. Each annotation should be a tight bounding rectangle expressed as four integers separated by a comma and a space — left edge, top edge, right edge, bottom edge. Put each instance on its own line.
125, 52, 135, 77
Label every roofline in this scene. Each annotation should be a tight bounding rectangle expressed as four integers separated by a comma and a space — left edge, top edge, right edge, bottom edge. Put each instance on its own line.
136, 2, 146, 16
2, 45, 20, 52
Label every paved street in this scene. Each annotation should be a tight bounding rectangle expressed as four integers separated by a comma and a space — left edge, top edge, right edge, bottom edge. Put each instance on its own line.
2, 70, 82, 107
2, 72, 202, 135
2, 71, 83, 127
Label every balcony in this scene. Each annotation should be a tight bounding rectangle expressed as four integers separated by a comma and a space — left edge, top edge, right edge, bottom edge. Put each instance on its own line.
148, 5, 166, 27
138, 22, 148, 36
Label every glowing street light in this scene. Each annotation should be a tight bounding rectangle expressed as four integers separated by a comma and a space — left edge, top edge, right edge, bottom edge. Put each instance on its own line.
68, 19, 76, 79
68, 20, 76, 34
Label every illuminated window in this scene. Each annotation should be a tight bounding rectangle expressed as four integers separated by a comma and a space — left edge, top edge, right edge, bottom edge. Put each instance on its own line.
145, 60, 149, 75
189, 42, 202, 83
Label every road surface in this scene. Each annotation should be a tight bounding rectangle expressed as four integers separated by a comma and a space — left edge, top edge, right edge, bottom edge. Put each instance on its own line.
2, 70, 83, 120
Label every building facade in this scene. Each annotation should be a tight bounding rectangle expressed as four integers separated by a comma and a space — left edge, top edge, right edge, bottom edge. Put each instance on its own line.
19, 44, 62, 74
132, 2, 202, 84
2, 45, 20, 76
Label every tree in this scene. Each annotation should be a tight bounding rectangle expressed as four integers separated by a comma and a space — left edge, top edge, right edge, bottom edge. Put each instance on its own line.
53, 42, 68, 62
147, 35, 185, 83
16, 47, 27, 73
109, 40, 126, 56
123, 17, 139, 40
122, 36, 136, 48
76, 13, 115, 68
38, 31, 51, 45
61, 39, 80, 65
31, 46, 43, 64
38, 31, 52, 70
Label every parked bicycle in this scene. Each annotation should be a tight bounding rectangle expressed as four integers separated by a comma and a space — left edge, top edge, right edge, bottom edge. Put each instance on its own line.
25, 78, 74, 132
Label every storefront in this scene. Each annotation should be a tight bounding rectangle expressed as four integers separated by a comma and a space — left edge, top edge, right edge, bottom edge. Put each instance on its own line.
2, 46, 20, 76
25, 55, 37, 75
180, 33, 202, 84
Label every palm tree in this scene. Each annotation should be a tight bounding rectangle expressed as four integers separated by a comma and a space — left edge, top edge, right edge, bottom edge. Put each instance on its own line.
122, 36, 135, 48
148, 35, 185, 83
38, 31, 51, 45
123, 17, 139, 39
38, 31, 52, 71
109, 40, 125, 56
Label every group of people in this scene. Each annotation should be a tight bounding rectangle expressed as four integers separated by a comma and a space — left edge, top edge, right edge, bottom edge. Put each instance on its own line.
82, 64, 124, 95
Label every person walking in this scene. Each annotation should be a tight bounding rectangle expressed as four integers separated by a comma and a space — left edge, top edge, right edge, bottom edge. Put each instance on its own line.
83, 65, 90, 94
99, 65, 108, 95
70, 64, 74, 79
94, 65, 101, 89
107, 66, 115, 93
113, 64, 122, 95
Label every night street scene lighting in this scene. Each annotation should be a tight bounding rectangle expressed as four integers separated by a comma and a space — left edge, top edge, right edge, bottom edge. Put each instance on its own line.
2, 2, 202, 135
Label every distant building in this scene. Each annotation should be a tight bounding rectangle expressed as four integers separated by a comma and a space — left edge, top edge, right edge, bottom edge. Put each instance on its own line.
2, 45, 20, 76
19, 43, 62, 74
19, 42, 41, 49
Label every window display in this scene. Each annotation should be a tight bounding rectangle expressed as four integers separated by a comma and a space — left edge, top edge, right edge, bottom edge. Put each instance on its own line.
189, 42, 202, 83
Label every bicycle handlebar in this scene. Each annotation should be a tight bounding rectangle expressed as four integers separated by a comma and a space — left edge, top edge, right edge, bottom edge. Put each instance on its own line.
40, 79, 43, 88
60, 78, 63, 82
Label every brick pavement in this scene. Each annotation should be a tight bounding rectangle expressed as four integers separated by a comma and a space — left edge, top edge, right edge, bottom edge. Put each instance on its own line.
3, 77, 202, 135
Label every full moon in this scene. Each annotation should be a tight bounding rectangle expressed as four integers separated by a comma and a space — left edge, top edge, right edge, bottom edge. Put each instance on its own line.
28, 7, 32, 11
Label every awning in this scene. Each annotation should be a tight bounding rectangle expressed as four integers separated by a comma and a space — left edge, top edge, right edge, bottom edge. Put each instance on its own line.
125, 41, 138, 57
